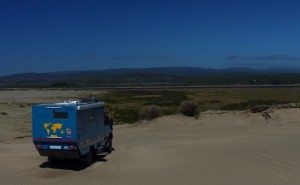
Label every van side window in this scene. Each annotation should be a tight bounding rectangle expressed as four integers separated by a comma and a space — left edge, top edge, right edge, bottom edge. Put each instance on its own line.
88, 113, 95, 121
53, 112, 68, 119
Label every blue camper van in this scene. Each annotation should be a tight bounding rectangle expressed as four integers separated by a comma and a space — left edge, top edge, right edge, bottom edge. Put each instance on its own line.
32, 98, 113, 165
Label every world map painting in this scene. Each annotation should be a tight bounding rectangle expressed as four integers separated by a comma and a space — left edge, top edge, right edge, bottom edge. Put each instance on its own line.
43, 123, 64, 137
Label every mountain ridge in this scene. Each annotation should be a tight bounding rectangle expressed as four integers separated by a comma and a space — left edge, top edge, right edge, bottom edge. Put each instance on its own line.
1, 67, 300, 87
3, 66, 300, 77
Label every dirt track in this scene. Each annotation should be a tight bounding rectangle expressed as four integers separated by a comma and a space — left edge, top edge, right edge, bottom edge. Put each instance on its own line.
1, 112, 300, 185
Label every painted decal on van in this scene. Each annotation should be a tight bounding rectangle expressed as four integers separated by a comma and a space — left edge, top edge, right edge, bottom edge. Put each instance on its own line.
43, 123, 64, 138
66, 128, 72, 136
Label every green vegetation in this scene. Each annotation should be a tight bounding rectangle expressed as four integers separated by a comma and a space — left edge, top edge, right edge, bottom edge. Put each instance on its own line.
222, 100, 289, 110
95, 90, 188, 124
112, 107, 140, 123
91, 88, 300, 124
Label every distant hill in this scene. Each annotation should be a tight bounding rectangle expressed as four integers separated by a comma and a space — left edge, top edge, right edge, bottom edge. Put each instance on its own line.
1, 67, 300, 87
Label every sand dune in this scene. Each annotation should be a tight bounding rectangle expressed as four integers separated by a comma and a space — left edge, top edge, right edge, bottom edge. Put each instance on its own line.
1, 90, 300, 185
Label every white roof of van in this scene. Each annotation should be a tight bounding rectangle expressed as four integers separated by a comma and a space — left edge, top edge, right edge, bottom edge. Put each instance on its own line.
41, 101, 105, 110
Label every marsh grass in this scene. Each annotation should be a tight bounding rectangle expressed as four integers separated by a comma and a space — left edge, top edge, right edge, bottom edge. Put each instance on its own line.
222, 100, 289, 110
94, 88, 300, 124
95, 90, 188, 123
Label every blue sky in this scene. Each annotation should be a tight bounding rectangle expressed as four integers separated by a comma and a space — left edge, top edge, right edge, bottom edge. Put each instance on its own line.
1, 0, 300, 76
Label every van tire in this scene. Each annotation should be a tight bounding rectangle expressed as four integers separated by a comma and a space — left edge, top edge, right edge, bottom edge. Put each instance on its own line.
106, 138, 113, 153
85, 148, 94, 166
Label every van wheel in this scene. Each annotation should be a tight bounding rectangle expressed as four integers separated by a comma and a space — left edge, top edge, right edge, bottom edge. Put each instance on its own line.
85, 148, 94, 166
106, 138, 113, 153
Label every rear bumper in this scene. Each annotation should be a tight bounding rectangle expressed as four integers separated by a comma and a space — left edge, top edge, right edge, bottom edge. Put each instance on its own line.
37, 149, 80, 158
33, 138, 80, 159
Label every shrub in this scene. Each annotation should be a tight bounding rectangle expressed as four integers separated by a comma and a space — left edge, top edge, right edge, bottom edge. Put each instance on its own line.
0, 112, 8, 116
180, 100, 199, 117
139, 105, 161, 120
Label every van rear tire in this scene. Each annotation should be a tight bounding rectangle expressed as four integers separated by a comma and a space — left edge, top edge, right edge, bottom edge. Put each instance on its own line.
85, 148, 94, 166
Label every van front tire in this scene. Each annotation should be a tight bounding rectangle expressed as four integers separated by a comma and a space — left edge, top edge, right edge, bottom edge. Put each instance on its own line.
106, 138, 113, 153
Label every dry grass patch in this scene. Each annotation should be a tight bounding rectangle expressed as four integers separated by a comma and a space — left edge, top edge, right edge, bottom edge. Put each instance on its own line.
139, 105, 161, 120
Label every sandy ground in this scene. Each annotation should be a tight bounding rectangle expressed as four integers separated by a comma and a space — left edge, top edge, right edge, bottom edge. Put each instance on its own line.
1, 90, 300, 185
